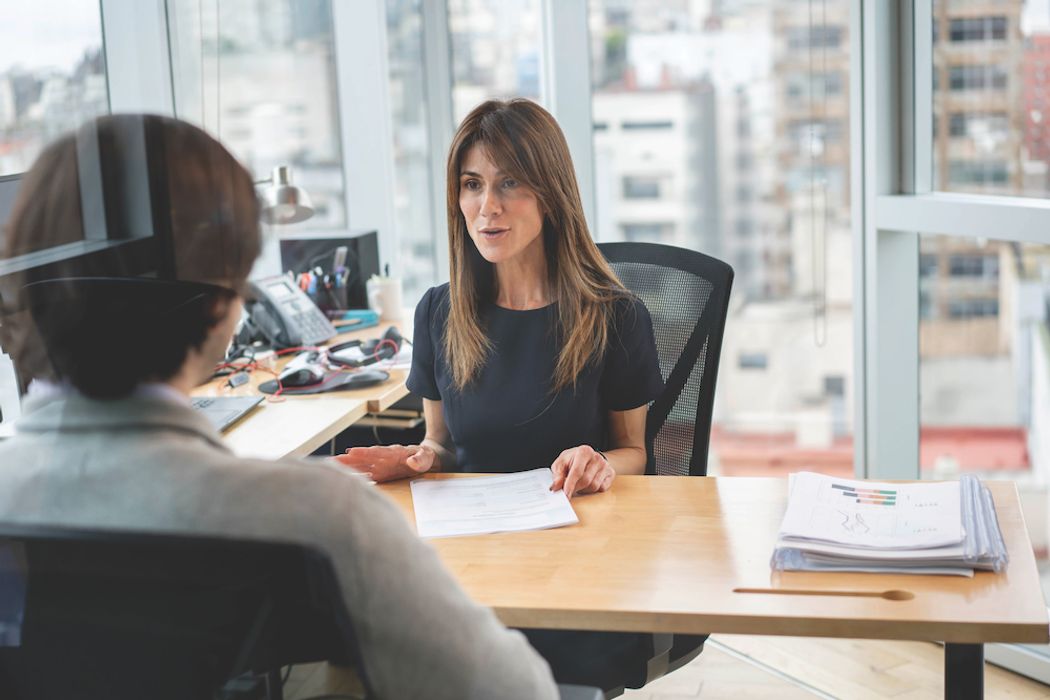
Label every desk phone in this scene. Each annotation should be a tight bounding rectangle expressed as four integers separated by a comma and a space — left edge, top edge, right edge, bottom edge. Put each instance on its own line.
248, 275, 337, 348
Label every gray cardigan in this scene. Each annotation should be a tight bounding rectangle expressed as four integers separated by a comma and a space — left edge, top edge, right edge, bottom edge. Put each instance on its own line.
0, 392, 557, 700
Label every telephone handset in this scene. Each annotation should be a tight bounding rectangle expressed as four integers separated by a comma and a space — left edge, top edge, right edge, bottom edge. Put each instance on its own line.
245, 275, 337, 349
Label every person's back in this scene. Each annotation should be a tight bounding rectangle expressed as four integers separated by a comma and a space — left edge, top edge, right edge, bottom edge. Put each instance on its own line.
0, 114, 557, 700
0, 390, 556, 699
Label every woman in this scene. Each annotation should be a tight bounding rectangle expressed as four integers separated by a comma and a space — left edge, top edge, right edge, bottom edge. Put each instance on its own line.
337, 99, 665, 691
338, 98, 662, 498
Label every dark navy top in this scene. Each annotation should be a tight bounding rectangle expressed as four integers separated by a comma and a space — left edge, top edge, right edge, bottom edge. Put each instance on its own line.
407, 283, 664, 472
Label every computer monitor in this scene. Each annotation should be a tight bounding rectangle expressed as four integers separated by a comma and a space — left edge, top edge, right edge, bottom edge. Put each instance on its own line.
278, 230, 379, 309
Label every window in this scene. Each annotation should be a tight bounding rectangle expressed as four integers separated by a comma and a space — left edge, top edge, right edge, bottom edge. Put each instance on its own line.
591, 0, 853, 478
948, 253, 999, 278
0, 1, 109, 179
948, 65, 1009, 91
785, 72, 843, 103
787, 26, 842, 50
949, 16, 1008, 42
166, 0, 346, 231
622, 175, 662, 199
448, 0, 542, 124
919, 253, 939, 277
739, 352, 768, 370
0, 1, 112, 259
947, 112, 1009, 139
621, 120, 673, 131
946, 298, 999, 318
824, 375, 845, 398
948, 160, 1010, 186
620, 222, 672, 242
931, 3, 1043, 198
386, 0, 438, 302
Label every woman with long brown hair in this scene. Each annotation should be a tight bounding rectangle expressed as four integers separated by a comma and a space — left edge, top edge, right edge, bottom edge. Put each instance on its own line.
337, 99, 664, 690
339, 98, 661, 497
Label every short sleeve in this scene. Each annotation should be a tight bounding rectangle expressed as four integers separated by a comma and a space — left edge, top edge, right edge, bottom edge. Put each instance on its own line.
406, 287, 441, 400
599, 297, 664, 411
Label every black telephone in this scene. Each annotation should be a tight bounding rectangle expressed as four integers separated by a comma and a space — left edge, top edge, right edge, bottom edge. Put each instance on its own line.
242, 275, 337, 349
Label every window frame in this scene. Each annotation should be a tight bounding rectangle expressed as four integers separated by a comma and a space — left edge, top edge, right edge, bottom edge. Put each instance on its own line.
865, 1, 1050, 678
0, 0, 175, 288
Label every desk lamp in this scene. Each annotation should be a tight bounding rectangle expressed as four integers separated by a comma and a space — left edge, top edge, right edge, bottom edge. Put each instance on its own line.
257, 165, 314, 225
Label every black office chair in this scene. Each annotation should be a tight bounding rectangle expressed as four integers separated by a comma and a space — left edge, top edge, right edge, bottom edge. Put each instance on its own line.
598, 241, 734, 690
0, 525, 601, 700
0, 525, 367, 700
599, 242, 733, 475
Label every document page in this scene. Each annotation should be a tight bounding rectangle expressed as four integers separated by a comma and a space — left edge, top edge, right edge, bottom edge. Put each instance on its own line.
779, 472, 964, 549
410, 468, 579, 539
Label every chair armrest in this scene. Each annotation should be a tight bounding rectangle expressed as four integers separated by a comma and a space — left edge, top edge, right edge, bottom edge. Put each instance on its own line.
558, 683, 605, 700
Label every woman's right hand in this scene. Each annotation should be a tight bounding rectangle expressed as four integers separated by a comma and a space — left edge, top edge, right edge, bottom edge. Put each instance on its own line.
334, 444, 436, 482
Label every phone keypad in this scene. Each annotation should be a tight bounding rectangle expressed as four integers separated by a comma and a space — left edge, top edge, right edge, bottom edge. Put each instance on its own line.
296, 310, 336, 345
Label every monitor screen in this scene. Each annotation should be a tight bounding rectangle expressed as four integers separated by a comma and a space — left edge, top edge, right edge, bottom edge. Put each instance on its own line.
278, 230, 379, 309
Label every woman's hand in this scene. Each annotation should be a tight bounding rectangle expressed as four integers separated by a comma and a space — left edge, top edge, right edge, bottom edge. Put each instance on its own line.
550, 445, 614, 499
334, 444, 436, 482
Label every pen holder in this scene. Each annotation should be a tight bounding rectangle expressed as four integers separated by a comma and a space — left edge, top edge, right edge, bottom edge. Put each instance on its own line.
308, 282, 348, 314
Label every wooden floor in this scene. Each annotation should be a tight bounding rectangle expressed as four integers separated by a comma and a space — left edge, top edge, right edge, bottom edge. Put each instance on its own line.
285, 635, 1050, 699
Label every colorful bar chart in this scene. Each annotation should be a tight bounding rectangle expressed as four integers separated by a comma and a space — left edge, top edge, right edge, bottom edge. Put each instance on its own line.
831, 482, 897, 506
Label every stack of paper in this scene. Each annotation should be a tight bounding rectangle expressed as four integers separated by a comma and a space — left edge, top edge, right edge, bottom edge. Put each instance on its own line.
770, 472, 1009, 577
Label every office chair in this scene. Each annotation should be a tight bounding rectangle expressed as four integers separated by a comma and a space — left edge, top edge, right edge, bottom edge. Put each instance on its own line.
598, 242, 733, 475
0, 525, 366, 700
598, 241, 734, 692
0, 525, 601, 700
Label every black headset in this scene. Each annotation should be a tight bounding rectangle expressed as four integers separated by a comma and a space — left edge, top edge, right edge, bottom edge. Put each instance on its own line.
327, 326, 402, 368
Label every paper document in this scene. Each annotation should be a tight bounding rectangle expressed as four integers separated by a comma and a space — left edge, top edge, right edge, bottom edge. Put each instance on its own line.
771, 472, 1009, 576
410, 468, 578, 539
779, 472, 964, 549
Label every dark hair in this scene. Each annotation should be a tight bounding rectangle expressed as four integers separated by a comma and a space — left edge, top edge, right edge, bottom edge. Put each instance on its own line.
0, 114, 260, 397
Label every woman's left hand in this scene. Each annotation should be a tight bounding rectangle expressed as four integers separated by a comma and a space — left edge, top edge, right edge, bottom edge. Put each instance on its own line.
550, 445, 614, 499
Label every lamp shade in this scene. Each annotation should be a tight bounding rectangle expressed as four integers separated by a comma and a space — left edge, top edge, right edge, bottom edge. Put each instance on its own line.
259, 165, 314, 225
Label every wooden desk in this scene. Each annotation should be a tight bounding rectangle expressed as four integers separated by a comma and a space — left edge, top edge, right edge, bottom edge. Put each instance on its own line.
220, 396, 367, 460
190, 319, 413, 459
379, 474, 1049, 699
193, 320, 411, 414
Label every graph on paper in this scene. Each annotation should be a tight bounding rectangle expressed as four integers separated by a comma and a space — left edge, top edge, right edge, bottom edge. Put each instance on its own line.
779, 472, 964, 549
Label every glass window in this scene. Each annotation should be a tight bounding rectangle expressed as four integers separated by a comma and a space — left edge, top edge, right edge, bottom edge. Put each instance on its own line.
385, 0, 438, 302
622, 175, 662, 199
787, 25, 842, 50
448, 0, 542, 124
949, 16, 1009, 42
739, 352, 769, 370
919, 235, 1050, 618
620, 222, 672, 242
622, 120, 673, 131
0, 1, 109, 177
931, 1, 1050, 198
166, 0, 346, 231
590, 0, 853, 477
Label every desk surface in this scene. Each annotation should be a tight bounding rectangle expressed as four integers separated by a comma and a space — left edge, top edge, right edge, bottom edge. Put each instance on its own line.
379, 474, 1050, 645
220, 396, 367, 460
193, 319, 411, 414
191, 319, 412, 459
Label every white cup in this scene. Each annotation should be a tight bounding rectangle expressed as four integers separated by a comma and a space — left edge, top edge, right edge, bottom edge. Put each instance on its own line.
367, 276, 403, 321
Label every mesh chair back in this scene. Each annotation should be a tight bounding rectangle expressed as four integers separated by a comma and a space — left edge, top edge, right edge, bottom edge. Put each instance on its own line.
0, 526, 365, 700
599, 242, 733, 476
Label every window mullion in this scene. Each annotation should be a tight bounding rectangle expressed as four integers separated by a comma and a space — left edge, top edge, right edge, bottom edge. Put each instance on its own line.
540, 0, 597, 233
332, 0, 399, 272
101, 0, 174, 114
